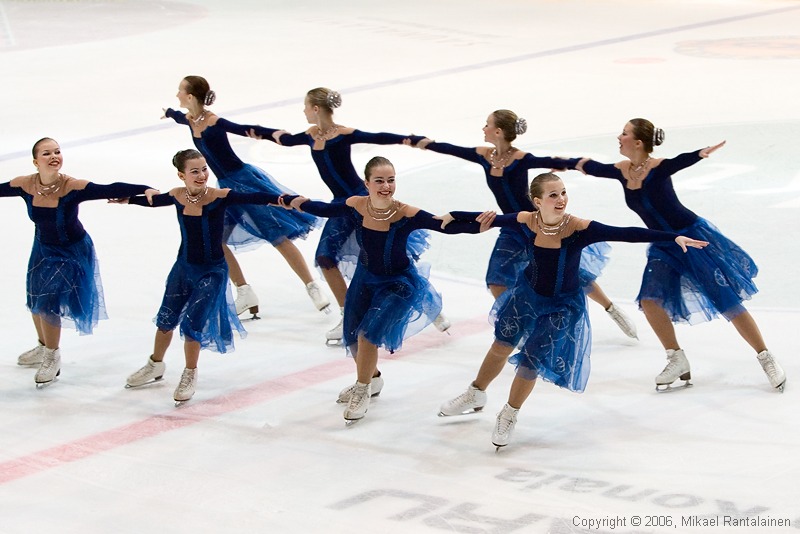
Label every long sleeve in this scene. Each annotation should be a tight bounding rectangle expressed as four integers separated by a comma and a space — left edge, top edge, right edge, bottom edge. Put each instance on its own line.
225, 190, 281, 206
350, 130, 420, 146
580, 160, 622, 180
657, 150, 703, 175
450, 211, 520, 229
582, 220, 677, 245
165, 108, 189, 125
77, 182, 152, 201
411, 210, 482, 235
0, 182, 22, 198
424, 142, 482, 163
518, 153, 580, 171
128, 192, 173, 207
296, 199, 351, 218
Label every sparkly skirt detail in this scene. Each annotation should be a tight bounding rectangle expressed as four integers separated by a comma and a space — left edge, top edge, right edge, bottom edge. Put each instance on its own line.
637, 218, 758, 324
27, 234, 107, 335
342, 262, 441, 356
155, 258, 246, 353
219, 163, 320, 249
491, 282, 591, 393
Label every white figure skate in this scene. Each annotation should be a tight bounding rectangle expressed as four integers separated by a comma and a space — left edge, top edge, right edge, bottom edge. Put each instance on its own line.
18, 343, 45, 366
438, 384, 487, 416
174, 368, 197, 407
655, 349, 692, 392
343, 382, 371, 425
35, 348, 61, 388
492, 403, 519, 450
126, 356, 166, 388
757, 350, 786, 392
235, 284, 260, 320
605, 303, 638, 339
337, 375, 384, 403
306, 281, 332, 314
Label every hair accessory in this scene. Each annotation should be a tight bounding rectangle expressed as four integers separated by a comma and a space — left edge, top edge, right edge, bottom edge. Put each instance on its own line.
204, 90, 216, 106
326, 91, 342, 109
653, 127, 665, 146
515, 117, 528, 135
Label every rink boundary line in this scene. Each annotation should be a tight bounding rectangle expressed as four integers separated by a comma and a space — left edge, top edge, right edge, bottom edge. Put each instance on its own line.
2, 5, 798, 163
0, 315, 492, 486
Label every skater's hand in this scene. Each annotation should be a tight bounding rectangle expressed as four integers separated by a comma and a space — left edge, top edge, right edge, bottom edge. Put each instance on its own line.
576, 157, 591, 174
476, 210, 497, 232
434, 213, 454, 229
404, 137, 432, 149
290, 196, 309, 210
107, 198, 128, 204
144, 188, 161, 205
700, 141, 725, 158
160, 108, 168, 119
675, 236, 709, 252
246, 128, 263, 140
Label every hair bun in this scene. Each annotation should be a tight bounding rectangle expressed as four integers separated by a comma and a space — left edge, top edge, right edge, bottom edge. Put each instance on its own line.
653, 127, 665, 146
204, 90, 216, 106
326, 90, 342, 109
515, 117, 528, 135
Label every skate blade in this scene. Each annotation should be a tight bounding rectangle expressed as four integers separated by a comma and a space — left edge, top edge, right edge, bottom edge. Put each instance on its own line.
437, 406, 484, 417
325, 338, 343, 347
655, 380, 693, 392
124, 377, 164, 389
775, 380, 786, 393
493, 443, 508, 452
174, 399, 191, 407
239, 313, 261, 321
344, 417, 364, 426
337, 391, 381, 404
319, 304, 332, 315
35, 378, 59, 389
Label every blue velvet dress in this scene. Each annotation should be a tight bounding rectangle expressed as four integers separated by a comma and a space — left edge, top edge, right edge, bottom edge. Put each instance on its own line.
454, 212, 679, 392
294, 197, 482, 355
128, 189, 282, 352
252, 126, 428, 279
165, 109, 319, 250
1, 176, 151, 334
421, 142, 610, 290
582, 151, 758, 324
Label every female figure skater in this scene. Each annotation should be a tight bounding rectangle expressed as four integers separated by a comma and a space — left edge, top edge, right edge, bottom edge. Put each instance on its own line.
248, 87, 441, 347
164, 76, 329, 320
2, 138, 156, 387
412, 110, 637, 418
576, 118, 785, 392
285, 156, 491, 424
445, 173, 707, 448
124, 149, 284, 405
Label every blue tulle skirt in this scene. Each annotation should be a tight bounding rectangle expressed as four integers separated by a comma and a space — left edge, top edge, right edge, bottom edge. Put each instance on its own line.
26, 234, 108, 335
491, 281, 592, 393
486, 228, 611, 292
637, 218, 758, 324
342, 262, 441, 356
155, 258, 246, 353
217, 163, 319, 249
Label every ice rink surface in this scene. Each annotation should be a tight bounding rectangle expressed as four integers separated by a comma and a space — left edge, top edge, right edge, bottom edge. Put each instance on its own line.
1, 1, 798, 532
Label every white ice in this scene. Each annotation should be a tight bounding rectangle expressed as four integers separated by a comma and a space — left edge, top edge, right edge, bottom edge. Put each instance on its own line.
0, 1, 798, 533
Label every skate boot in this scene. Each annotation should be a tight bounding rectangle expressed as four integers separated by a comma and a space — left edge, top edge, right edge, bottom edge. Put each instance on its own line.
605, 303, 638, 339
174, 368, 197, 406
655, 349, 692, 392
34, 347, 61, 388
306, 281, 331, 314
126, 356, 166, 388
17, 342, 45, 366
492, 403, 519, 450
757, 350, 786, 392
433, 313, 451, 334
235, 284, 260, 320
438, 383, 487, 416
337, 374, 384, 403
326, 308, 344, 346
343, 381, 371, 424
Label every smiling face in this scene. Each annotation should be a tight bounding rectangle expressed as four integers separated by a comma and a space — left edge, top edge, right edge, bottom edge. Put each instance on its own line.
32, 139, 63, 175
617, 121, 643, 159
178, 157, 210, 194
532, 177, 568, 221
365, 163, 396, 207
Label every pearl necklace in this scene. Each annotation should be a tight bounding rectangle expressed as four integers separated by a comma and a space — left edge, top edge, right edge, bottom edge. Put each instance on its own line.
35, 173, 63, 197
536, 210, 570, 236
190, 111, 206, 125
488, 147, 516, 170
628, 156, 650, 179
185, 186, 208, 204
313, 124, 339, 141
366, 198, 398, 221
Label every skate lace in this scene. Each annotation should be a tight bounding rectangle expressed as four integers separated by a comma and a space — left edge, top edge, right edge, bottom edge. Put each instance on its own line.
448, 389, 475, 409
178, 370, 195, 390
350, 385, 367, 407
495, 409, 516, 436
760, 357, 777, 378
40, 356, 56, 373
661, 354, 683, 375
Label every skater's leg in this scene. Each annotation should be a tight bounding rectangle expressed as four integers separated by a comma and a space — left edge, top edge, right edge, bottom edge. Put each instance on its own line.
507, 373, 537, 410
586, 281, 612, 309
730, 310, 767, 353
488, 284, 507, 300
474, 341, 514, 391
355, 335, 379, 385
322, 266, 347, 308
275, 240, 314, 285
641, 299, 679, 349
183, 339, 200, 369
34, 314, 61, 350
222, 244, 247, 287
30, 313, 45, 347
152, 328, 174, 362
